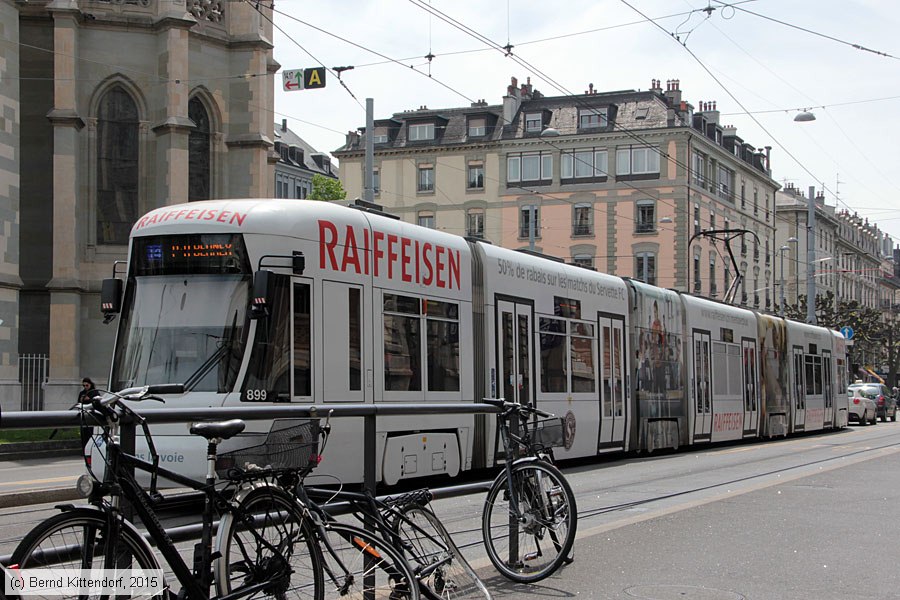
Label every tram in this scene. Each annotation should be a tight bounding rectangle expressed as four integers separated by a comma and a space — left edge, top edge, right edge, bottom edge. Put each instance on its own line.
101, 199, 849, 484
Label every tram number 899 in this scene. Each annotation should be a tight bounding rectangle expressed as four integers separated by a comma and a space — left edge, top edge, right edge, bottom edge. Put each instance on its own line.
244, 389, 268, 401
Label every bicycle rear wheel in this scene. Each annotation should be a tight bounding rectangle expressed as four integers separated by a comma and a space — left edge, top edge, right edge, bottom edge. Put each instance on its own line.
11, 508, 162, 599
216, 485, 323, 600
319, 522, 420, 600
395, 504, 491, 600
482, 461, 577, 583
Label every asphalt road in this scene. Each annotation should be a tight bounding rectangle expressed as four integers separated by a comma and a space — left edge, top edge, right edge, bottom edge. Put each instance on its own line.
1, 422, 899, 599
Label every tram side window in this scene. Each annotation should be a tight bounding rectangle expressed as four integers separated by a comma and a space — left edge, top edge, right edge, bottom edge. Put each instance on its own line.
349, 288, 362, 391
425, 300, 460, 392
805, 355, 822, 396
540, 318, 567, 393
570, 322, 595, 393
294, 283, 312, 397
243, 275, 291, 402
713, 342, 728, 397
384, 294, 422, 391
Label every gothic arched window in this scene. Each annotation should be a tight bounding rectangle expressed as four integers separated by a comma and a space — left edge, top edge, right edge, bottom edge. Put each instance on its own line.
97, 86, 139, 245
188, 97, 211, 201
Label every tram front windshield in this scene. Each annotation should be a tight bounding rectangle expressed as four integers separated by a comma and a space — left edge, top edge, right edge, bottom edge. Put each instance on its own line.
109, 234, 251, 393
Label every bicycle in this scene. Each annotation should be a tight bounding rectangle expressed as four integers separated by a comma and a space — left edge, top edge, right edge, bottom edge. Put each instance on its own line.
298, 485, 491, 600
10, 386, 320, 600
481, 398, 577, 583
221, 418, 421, 600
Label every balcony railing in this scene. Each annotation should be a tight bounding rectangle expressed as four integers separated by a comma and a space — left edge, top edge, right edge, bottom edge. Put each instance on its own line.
572, 224, 592, 236
635, 223, 655, 233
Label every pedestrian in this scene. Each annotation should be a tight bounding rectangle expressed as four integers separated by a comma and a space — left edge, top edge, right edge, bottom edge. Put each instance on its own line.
78, 377, 100, 403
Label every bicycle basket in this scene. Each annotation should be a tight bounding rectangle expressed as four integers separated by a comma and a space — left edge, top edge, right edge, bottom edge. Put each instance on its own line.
216, 418, 320, 480
530, 417, 565, 449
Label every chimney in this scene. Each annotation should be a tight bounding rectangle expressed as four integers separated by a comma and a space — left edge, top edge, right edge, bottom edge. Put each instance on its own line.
723, 124, 737, 137
664, 78, 682, 106
705, 100, 720, 125
282, 118, 288, 132
651, 78, 662, 94
765, 146, 772, 175
503, 76, 522, 126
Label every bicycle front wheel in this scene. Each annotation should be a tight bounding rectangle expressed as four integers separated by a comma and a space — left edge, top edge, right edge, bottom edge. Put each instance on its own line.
320, 522, 420, 600
215, 485, 324, 600
482, 461, 577, 583
395, 504, 491, 600
11, 508, 162, 599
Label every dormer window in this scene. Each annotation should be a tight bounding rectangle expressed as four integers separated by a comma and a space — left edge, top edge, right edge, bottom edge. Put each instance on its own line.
524, 113, 542, 133
579, 108, 607, 129
468, 117, 487, 137
409, 123, 435, 141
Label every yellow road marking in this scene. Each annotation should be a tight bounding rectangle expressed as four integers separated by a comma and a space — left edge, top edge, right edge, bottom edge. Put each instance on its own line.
0, 476, 75, 487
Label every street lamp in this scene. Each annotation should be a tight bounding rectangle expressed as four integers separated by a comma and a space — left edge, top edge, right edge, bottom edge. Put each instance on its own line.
780, 237, 798, 317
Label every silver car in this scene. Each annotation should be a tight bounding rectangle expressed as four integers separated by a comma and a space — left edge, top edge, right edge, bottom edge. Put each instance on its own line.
848, 382, 896, 422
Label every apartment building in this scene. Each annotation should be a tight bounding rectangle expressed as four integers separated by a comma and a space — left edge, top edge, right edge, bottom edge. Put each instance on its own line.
334, 77, 778, 308
273, 119, 340, 199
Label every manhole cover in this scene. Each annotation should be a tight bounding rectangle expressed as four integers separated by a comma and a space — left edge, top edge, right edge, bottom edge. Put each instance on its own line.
625, 585, 745, 600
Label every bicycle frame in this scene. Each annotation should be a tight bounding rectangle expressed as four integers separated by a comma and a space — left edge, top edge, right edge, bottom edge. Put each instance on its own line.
87, 415, 284, 600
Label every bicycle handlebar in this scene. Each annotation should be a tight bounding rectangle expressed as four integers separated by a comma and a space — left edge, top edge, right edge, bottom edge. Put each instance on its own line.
482, 398, 554, 418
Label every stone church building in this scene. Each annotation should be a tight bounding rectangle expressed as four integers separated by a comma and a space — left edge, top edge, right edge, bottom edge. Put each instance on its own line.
0, 0, 277, 410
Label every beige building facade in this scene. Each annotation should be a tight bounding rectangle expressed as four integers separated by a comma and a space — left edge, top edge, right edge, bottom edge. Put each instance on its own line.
0, 0, 277, 411
335, 78, 778, 309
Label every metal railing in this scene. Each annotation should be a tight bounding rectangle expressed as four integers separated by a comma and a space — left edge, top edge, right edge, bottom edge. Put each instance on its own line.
17, 354, 48, 411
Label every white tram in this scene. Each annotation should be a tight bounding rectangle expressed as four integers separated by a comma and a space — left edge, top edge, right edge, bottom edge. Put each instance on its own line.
101, 199, 848, 484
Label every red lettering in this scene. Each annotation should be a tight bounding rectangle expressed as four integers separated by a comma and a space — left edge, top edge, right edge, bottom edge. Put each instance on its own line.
363, 228, 370, 275
448, 249, 460, 290
163, 211, 176, 221
373, 231, 385, 277
435, 245, 446, 288
176, 209, 188, 220
186, 209, 198, 220
343, 226, 361, 274
422, 243, 433, 285
414, 240, 420, 283
231, 212, 246, 227
203, 210, 217, 220
401, 237, 412, 283
318, 220, 339, 270
134, 215, 149, 230
216, 210, 231, 223
387, 234, 399, 279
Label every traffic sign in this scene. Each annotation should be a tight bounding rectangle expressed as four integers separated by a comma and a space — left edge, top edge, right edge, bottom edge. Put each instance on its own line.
840, 326, 854, 340
282, 67, 326, 92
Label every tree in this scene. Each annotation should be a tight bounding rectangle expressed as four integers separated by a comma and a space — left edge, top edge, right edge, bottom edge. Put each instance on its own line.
307, 174, 347, 201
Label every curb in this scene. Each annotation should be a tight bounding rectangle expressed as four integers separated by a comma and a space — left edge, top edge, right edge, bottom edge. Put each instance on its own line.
0, 441, 81, 461
0, 487, 81, 509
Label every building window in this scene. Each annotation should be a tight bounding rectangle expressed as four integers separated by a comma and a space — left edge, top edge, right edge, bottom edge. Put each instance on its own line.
417, 211, 435, 229
188, 97, 211, 202
741, 182, 746, 208
519, 206, 540, 239
507, 152, 552, 185
635, 252, 656, 286
765, 239, 770, 266
466, 209, 484, 238
372, 133, 388, 143
717, 164, 733, 201
97, 86, 139, 245
636, 200, 656, 233
709, 212, 716, 231
753, 187, 758, 215
468, 117, 486, 137
572, 203, 592, 236
417, 165, 434, 192
693, 254, 702, 292
691, 151, 706, 187
572, 254, 594, 269
409, 122, 435, 141
561, 149, 608, 180
524, 112, 542, 132
467, 162, 484, 189
709, 256, 717, 296
694, 204, 701, 236
578, 108, 607, 129
372, 168, 380, 194
617, 146, 660, 176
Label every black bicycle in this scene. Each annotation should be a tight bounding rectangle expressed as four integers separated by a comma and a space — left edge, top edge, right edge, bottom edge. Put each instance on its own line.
10, 386, 320, 600
481, 398, 577, 583
299, 485, 491, 600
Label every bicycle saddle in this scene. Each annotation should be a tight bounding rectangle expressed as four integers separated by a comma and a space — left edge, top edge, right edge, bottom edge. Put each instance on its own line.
189, 419, 246, 441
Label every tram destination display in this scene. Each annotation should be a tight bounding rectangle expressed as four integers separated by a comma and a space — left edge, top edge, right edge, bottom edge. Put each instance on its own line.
132, 234, 250, 276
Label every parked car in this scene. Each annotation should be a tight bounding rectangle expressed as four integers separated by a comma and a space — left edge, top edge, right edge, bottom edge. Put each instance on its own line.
848, 382, 893, 423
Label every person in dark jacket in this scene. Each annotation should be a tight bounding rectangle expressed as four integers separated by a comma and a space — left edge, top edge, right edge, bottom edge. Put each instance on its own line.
77, 377, 100, 403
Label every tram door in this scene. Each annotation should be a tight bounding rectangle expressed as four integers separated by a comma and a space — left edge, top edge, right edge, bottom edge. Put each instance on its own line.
497, 300, 533, 408
321, 281, 365, 403
822, 350, 833, 427
742, 339, 759, 436
598, 316, 627, 448
693, 331, 712, 440
792, 346, 806, 430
